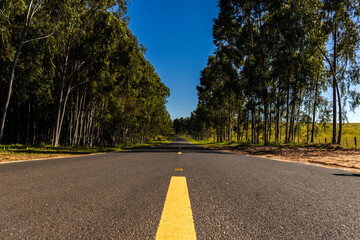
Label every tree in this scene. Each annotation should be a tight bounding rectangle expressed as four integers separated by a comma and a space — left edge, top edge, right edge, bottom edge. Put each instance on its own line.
185, 0, 359, 146
305, 0, 360, 144
0, 0, 48, 143
0, 1, 172, 146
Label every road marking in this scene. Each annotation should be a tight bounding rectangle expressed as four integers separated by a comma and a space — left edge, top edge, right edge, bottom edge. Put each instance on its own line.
174, 168, 183, 171
156, 176, 196, 240
178, 152, 182, 155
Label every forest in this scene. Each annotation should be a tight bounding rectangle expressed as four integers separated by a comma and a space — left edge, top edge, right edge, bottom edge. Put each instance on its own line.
0, 0, 172, 147
174, 0, 360, 145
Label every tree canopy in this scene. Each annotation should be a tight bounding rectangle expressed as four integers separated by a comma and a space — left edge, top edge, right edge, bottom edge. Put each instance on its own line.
0, 0, 172, 146
175, 0, 360, 145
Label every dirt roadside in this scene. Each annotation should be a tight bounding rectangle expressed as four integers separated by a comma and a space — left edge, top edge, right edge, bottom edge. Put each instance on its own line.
0, 153, 83, 163
215, 145, 360, 172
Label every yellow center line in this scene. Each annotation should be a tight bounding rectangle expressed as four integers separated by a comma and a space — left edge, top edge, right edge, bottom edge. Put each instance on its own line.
156, 176, 196, 240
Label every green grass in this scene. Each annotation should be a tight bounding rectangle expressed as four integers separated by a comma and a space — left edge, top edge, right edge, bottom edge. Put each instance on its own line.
0, 144, 107, 155
277, 122, 360, 147
268, 122, 360, 147
182, 135, 352, 150
0, 136, 174, 156
311, 123, 360, 147
121, 138, 174, 150
184, 123, 360, 148
182, 136, 247, 148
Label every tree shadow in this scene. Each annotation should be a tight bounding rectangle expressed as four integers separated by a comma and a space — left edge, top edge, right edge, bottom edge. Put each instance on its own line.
120, 144, 235, 154
332, 173, 360, 177
10, 149, 95, 155
118, 137, 235, 155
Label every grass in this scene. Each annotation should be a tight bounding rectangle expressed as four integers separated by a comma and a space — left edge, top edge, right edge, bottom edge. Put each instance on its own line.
0, 136, 174, 162
182, 135, 352, 150
311, 123, 360, 147
183, 135, 360, 172
182, 136, 245, 148
0, 144, 112, 155
184, 122, 360, 148
273, 122, 360, 147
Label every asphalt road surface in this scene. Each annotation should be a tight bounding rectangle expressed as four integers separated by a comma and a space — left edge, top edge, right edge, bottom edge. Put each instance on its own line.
1, 137, 359, 239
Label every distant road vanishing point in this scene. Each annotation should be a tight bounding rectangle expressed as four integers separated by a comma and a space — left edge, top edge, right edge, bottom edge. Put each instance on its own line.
1, 137, 359, 239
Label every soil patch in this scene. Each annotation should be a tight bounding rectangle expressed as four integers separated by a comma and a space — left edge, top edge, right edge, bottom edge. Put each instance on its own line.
216, 145, 360, 172
0, 153, 79, 163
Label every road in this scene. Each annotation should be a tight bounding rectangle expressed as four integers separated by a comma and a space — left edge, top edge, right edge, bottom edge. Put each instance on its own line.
1, 137, 359, 239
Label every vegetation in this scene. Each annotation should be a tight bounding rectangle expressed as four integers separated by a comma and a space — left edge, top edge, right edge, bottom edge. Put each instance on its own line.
0, 137, 173, 162
0, 0, 172, 147
182, 122, 360, 148
174, 0, 360, 146
0, 137, 173, 155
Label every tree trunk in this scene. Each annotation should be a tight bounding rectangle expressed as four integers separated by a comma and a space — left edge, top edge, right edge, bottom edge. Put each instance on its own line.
295, 95, 302, 143
237, 104, 241, 142
251, 100, 256, 144
33, 119, 36, 145
268, 105, 272, 142
246, 110, 249, 141
275, 98, 280, 142
228, 97, 232, 142
0, 24, 29, 143
26, 104, 31, 144
336, 82, 342, 144
306, 89, 312, 142
78, 91, 87, 145
289, 84, 297, 142
57, 85, 71, 145
0, 1, 45, 143
311, 82, 319, 143
264, 99, 268, 145
54, 52, 69, 146
332, 28, 337, 144
285, 80, 290, 142
256, 105, 260, 144
72, 93, 83, 146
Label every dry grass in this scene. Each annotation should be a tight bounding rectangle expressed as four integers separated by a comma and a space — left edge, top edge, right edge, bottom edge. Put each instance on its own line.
184, 136, 360, 172
0, 145, 98, 163
0, 153, 79, 163
227, 145, 360, 172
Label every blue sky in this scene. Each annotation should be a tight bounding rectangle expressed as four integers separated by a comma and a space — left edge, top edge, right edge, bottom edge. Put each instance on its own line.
127, 0, 219, 120
127, 1, 359, 123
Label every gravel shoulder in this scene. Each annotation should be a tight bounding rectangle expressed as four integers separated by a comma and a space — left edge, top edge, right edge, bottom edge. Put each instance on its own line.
204, 144, 360, 172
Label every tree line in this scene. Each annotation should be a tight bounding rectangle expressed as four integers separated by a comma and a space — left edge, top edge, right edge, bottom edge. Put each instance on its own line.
0, 0, 172, 146
174, 0, 360, 145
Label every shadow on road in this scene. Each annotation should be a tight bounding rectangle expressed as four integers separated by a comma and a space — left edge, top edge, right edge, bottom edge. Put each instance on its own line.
332, 173, 360, 177
118, 136, 234, 154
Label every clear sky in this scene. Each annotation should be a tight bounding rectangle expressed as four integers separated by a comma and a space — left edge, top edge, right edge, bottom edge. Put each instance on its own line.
127, 0, 219, 120
127, 1, 359, 123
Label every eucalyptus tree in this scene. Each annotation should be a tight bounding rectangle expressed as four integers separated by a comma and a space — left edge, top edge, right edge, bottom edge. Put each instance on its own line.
0, 0, 51, 143
0, 0, 172, 146
325, 0, 360, 144
197, 53, 238, 142
48, 0, 127, 146
197, 55, 223, 141
190, 0, 350, 145
304, 0, 360, 144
